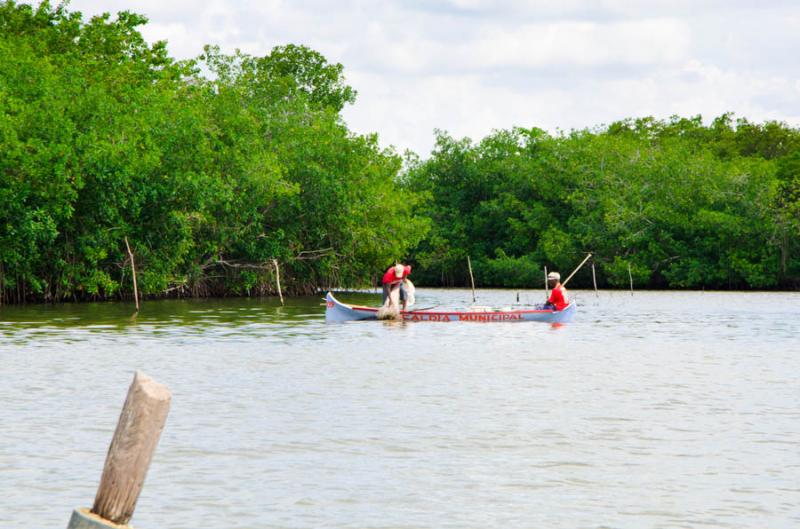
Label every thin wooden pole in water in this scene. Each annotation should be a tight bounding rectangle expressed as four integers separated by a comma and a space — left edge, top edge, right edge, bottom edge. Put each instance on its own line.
628, 262, 634, 295
90, 371, 171, 526
544, 266, 549, 298
467, 255, 476, 303
272, 259, 284, 306
124, 237, 139, 312
591, 261, 599, 297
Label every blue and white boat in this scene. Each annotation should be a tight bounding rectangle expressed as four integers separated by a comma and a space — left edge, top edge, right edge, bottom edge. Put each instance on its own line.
325, 292, 576, 323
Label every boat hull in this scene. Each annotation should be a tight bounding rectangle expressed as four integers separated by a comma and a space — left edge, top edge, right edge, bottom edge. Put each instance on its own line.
325, 292, 575, 323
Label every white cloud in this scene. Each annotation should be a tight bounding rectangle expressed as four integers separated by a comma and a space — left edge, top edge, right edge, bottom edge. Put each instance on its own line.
59, 0, 800, 154
467, 18, 690, 69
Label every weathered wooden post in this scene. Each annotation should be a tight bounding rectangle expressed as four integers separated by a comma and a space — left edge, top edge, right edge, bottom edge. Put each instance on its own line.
67, 371, 171, 529
124, 237, 140, 312
544, 266, 549, 298
466, 255, 476, 303
272, 258, 284, 306
627, 262, 634, 296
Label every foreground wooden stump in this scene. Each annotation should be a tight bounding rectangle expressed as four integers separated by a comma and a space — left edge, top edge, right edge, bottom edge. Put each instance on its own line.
67, 371, 171, 529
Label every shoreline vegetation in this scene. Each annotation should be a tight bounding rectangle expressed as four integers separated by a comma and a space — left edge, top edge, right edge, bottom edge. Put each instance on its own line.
1, 2, 799, 305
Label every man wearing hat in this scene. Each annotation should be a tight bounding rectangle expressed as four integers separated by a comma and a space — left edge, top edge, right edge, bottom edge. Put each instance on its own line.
545, 271, 570, 311
382, 263, 412, 311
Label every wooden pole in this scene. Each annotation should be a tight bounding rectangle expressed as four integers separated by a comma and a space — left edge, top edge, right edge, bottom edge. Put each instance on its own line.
91, 371, 171, 526
124, 237, 139, 312
562, 253, 593, 287
544, 266, 549, 298
591, 261, 599, 297
272, 259, 284, 306
466, 255, 476, 303
628, 262, 634, 296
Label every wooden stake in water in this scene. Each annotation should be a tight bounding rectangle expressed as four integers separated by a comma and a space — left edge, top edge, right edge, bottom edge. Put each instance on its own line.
91, 372, 171, 526
628, 262, 634, 296
467, 255, 476, 303
124, 237, 139, 312
272, 259, 284, 306
544, 266, 549, 298
592, 261, 599, 297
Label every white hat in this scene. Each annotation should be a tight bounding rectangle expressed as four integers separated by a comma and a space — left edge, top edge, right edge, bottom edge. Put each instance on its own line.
547, 271, 560, 281
394, 264, 405, 277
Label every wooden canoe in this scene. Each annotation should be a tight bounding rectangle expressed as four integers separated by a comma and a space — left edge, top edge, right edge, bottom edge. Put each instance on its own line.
325, 292, 576, 323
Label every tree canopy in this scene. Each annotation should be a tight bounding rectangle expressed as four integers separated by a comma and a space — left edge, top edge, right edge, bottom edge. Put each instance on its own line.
1, 1, 798, 304
0, 0, 425, 303
407, 118, 800, 290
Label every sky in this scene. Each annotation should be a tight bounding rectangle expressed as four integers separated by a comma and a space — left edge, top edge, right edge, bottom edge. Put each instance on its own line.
63, 0, 800, 156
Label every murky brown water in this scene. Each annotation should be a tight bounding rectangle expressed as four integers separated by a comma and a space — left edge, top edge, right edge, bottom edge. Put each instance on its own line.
1, 289, 798, 528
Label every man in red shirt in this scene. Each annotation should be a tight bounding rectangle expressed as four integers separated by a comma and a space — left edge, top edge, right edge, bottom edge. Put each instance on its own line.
382, 263, 412, 310
545, 271, 570, 311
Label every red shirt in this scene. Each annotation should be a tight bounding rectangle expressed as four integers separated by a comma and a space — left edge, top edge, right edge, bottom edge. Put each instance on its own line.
382, 265, 411, 285
547, 284, 569, 311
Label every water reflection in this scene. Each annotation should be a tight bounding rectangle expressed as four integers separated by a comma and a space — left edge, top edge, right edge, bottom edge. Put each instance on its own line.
1, 290, 798, 348
0, 295, 332, 346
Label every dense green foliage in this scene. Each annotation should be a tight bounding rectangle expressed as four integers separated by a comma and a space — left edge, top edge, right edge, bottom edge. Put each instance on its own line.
0, 1, 426, 303
407, 116, 800, 289
1, 1, 798, 304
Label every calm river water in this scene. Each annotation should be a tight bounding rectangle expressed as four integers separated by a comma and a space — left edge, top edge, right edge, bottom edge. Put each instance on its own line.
1, 289, 799, 529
